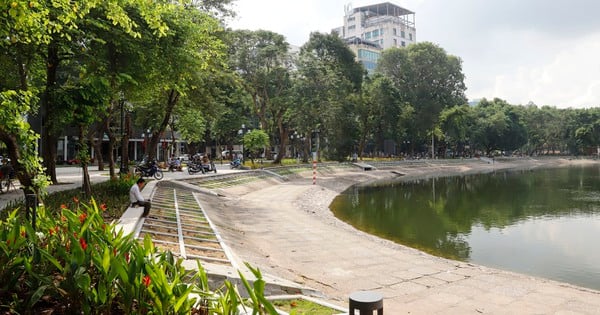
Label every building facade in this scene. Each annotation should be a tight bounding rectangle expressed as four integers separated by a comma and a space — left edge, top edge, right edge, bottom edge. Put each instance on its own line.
333, 2, 416, 72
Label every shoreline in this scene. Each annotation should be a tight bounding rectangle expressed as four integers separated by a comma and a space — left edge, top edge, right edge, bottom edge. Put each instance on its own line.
201, 158, 600, 314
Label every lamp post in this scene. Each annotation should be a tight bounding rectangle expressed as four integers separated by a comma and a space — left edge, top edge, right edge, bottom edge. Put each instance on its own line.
119, 94, 128, 174
238, 124, 249, 161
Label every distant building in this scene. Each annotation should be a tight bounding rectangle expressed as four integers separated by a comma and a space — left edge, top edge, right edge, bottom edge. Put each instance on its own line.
333, 2, 417, 72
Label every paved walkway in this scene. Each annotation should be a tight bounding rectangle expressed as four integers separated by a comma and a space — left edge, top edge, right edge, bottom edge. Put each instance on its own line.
197, 160, 600, 314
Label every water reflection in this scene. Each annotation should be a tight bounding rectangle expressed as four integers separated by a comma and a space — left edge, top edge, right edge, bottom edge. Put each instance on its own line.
330, 165, 600, 289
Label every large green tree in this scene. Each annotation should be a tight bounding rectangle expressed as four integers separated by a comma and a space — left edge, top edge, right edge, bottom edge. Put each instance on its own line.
295, 32, 364, 161
376, 42, 467, 153
227, 29, 292, 162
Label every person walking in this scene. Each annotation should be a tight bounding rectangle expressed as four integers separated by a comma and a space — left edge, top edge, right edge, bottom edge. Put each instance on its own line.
130, 178, 151, 217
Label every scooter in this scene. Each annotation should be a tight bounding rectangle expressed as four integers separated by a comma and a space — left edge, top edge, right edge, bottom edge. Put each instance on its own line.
134, 160, 164, 180
187, 160, 203, 174
187, 159, 217, 174
230, 158, 242, 169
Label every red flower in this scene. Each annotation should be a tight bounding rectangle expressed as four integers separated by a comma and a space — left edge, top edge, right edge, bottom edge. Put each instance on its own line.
79, 238, 87, 250
125, 252, 130, 263
142, 275, 151, 287
61, 215, 66, 222
6, 239, 10, 246
20, 230, 26, 238
60, 204, 67, 209
79, 213, 87, 223
73, 197, 79, 203
113, 248, 117, 256
49, 228, 54, 236
101, 223, 106, 230
100, 204, 107, 211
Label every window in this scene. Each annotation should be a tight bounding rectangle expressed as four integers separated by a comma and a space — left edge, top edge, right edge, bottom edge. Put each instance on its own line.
409, 33, 413, 41
365, 32, 371, 39
372, 29, 379, 37
347, 16, 355, 22
401, 30, 405, 38
401, 41, 406, 47
380, 28, 384, 35
380, 39, 384, 45
348, 25, 355, 30
393, 38, 397, 45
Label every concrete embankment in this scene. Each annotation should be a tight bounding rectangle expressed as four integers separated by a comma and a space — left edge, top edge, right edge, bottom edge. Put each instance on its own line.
200, 158, 600, 314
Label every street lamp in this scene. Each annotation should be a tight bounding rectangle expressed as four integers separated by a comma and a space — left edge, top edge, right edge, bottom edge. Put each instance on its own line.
238, 124, 249, 161
119, 94, 128, 174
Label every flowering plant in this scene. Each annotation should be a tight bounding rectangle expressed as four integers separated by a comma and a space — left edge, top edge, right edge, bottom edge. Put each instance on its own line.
0, 200, 277, 314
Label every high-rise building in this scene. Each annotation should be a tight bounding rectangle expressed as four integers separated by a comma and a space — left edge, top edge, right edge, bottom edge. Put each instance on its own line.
333, 2, 416, 72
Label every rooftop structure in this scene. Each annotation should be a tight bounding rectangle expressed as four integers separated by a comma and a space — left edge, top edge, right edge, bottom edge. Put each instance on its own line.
334, 2, 417, 72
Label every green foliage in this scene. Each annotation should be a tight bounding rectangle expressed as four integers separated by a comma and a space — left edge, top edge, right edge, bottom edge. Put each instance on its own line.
243, 129, 270, 164
0, 199, 278, 314
0, 90, 50, 192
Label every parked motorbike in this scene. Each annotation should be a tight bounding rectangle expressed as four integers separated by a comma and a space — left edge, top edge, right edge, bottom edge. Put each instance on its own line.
187, 160, 204, 175
134, 160, 164, 180
229, 158, 242, 169
187, 158, 217, 175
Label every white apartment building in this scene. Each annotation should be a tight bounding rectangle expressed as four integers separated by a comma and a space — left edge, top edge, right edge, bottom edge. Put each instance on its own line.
333, 2, 416, 72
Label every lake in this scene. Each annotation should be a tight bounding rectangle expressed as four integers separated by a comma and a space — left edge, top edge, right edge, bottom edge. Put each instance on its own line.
330, 164, 600, 290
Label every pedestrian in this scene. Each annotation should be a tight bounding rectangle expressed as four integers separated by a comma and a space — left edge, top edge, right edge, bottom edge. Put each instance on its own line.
130, 178, 151, 217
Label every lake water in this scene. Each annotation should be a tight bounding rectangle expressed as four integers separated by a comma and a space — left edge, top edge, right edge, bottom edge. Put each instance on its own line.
330, 164, 600, 290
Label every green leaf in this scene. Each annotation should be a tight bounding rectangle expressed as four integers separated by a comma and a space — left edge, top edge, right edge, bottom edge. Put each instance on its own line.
102, 246, 110, 273
28, 285, 49, 308
98, 281, 107, 304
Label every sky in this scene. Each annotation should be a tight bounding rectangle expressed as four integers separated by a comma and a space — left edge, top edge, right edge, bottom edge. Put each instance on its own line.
227, 0, 600, 109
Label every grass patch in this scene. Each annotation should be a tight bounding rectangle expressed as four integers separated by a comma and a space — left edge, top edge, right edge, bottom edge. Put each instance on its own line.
272, 298, 341, 315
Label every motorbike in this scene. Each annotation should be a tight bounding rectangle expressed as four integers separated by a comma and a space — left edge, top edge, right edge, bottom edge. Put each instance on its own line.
134, 160, 164, 180
187, 160, 203, 174
230, 158, 242, 169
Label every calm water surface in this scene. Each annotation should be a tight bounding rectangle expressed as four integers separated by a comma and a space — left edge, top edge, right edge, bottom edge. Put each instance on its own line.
330, 164, 600, 290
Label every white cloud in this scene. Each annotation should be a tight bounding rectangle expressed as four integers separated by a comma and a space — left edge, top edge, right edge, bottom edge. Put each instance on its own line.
486, 32, 600, 108
227, 0, 600, 109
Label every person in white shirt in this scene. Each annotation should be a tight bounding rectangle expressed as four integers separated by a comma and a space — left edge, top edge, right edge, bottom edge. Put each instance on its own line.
129, 178, 151, 217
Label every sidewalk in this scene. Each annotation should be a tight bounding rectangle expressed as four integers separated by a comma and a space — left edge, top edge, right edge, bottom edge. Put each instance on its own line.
197, 161, 600, 314
0, 167, 112, 210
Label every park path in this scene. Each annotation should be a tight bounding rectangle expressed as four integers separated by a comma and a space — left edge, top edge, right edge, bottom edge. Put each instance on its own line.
200, 161, 600, 314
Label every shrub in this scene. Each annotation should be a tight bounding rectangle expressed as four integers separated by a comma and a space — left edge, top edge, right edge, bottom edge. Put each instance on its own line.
0, 200, 277, 314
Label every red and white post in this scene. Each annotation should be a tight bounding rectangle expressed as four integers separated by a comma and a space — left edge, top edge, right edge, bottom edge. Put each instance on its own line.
312, 152, 317, 185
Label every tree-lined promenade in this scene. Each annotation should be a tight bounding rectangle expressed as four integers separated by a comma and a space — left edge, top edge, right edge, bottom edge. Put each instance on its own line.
2, 2, 600, 312
2, 0, 600, 201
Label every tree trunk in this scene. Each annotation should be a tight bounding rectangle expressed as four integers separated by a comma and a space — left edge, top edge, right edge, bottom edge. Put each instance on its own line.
0, 132, 35, 195
121, 110, 132, 173
102, 114, 117, 179
92, 122, 105, 171
147, 89, 179, 161
79, 125, 91, 197
42, 41, 60, 184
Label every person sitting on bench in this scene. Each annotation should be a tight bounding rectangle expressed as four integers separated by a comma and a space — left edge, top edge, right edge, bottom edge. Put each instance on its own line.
129, 178, 151, 217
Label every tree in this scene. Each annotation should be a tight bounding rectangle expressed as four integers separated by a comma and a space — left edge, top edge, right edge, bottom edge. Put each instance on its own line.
439, 105, 473, 157
242, 129, 269, 165
227, 29, 293, 163
470, 98, 527, 155
128, 4, 227, 163
295, 32, 364, 161
376, 42, 467, 150
360, 74, 403, 157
